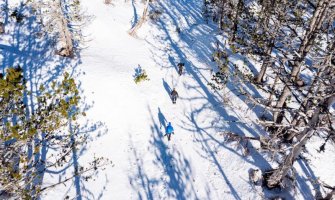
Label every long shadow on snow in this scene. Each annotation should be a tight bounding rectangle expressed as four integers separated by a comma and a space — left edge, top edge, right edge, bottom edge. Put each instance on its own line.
128, 106, 201, 200
157, 1, 270, 117
130, 0, 139, 29
146, 0, 292, 198
149, 0, 312, 199
150, 0, 268, 150
149, 0, 265, 126
128, 135, 156, 200
294, 159, 319, 199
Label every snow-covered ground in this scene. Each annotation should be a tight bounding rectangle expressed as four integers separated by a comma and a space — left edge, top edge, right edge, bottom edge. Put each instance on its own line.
1, 0, 334, 199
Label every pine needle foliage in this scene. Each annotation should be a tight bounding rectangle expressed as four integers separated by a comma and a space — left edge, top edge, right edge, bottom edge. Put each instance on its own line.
0, 67, 85, 198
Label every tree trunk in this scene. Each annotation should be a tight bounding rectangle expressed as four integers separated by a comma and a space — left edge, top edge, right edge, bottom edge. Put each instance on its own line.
287, 38, 335, 141
273, 0, 331, 122
266, 129, 314, 188
255, 0, 277, 84
290, 0, 328, 79
230, 0, 243, 43
128, 0, 150, 36
286, 73, 321, 140
267, 95, 335, 188
255, 41, 274, 83
55, 0, 74, 57
321, 190, 335, 200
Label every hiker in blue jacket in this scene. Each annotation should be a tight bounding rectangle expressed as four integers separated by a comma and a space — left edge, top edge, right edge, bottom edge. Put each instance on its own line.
165, 122, 174, 141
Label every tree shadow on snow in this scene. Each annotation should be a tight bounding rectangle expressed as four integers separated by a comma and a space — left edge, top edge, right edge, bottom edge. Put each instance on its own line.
147, 0, 269, 121
293, 159, 320, 199
145, 0, 301, 199
130, 0, 139, 29
128, 106, 203, 200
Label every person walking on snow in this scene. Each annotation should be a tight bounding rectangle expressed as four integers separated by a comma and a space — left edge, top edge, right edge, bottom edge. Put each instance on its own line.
178, 62, 184, 76
170, 88, 179, 104
165, 122, 174, 141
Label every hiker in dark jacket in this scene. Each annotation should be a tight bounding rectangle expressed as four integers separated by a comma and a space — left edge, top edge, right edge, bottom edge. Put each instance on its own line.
178, 62, 184, 76
170, 88, 179, 104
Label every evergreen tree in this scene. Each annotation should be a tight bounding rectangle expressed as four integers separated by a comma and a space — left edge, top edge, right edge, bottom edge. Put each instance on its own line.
0, 68, 107, 198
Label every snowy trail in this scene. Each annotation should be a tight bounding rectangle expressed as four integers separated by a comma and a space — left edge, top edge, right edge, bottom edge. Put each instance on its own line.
42, 0, 328, 199
48, 0, 263, 199
1, 0, 334, 199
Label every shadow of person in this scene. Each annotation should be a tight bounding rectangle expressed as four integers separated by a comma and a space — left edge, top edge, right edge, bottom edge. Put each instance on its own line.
162, 78, 172, 96
158, 107, 167, 130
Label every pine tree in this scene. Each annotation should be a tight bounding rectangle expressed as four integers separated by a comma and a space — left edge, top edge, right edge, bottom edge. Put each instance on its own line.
0, 68, 108, 198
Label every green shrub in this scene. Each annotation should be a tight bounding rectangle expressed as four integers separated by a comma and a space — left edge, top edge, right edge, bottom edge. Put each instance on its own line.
134, 70, 149, 84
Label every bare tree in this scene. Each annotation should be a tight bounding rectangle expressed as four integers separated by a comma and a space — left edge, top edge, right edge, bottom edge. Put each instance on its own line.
273, 0, 334, 122
254, 0, 282, 83
208, 0, 335, 195
266, 94, 335, 188
128, 0, 150, 36
30, 0, 84, 57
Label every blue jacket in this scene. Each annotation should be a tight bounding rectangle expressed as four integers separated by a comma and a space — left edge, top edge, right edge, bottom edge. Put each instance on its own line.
166, 122, 174, 134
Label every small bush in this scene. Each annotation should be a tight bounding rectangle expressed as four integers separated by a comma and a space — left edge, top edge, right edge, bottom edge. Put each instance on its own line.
134, 72, 149, 84
134, 66, 149, 84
